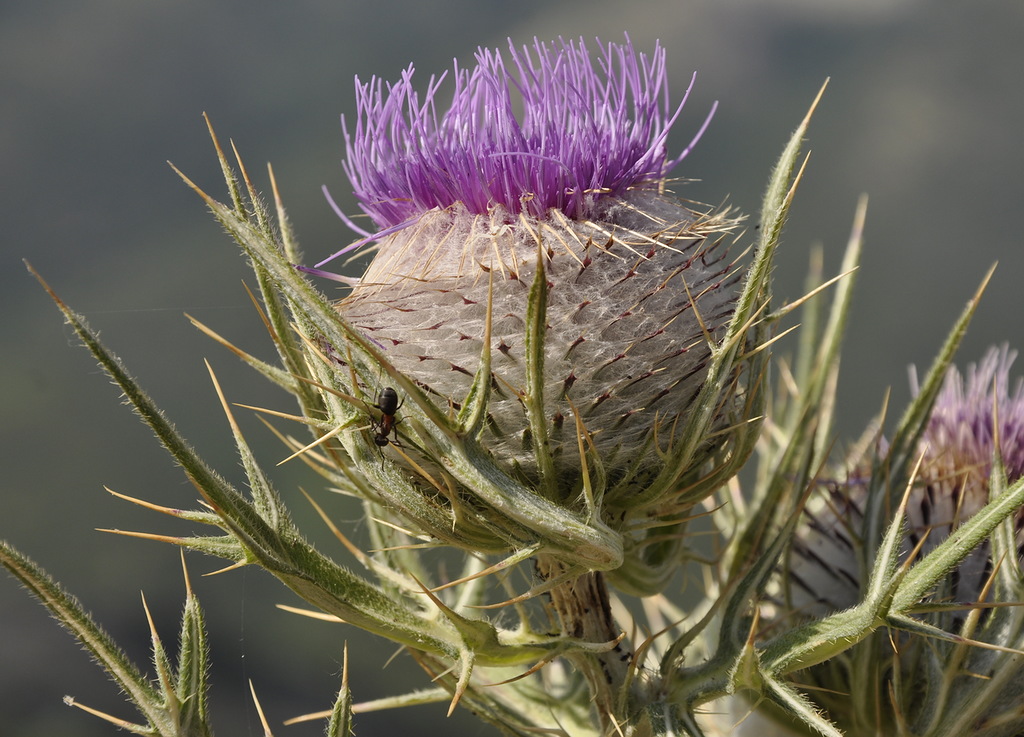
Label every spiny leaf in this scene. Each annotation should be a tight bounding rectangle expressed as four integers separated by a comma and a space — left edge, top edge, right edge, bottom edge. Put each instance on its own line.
0, 541, 164, 728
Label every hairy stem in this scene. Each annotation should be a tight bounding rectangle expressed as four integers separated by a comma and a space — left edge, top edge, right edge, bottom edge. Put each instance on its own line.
535, 554, 631, 730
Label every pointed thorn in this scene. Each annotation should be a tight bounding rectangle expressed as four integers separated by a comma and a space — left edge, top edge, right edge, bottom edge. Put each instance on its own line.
275, 604, 345, 623
249, 680, 275, 736
202, 560, 248, 576
62, 697, 142, 729
180, 549, 193, 598
104, 486, 192, 518
98, 528, 190, 546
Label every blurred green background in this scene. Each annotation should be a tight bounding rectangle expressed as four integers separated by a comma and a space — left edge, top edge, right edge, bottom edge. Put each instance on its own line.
3, 1, 1022, 734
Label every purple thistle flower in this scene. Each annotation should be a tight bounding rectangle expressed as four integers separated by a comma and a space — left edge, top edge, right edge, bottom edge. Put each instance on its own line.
330, 37, 743, 538
331, 36, 713, 259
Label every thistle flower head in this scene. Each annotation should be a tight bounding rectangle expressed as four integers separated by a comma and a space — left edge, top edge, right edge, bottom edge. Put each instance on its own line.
901, 344, 1024, 605
319, 37, 749, 591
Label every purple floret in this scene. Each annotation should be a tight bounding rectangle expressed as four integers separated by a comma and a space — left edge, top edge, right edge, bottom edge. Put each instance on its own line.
923, 345, 1024, 482
338, 36, 712, 233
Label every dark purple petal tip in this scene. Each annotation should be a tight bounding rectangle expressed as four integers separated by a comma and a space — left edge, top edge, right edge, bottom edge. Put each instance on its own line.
339, 36, 711, 232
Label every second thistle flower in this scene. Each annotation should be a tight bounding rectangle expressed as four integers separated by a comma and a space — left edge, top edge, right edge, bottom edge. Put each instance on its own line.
772, 346, 1024, 736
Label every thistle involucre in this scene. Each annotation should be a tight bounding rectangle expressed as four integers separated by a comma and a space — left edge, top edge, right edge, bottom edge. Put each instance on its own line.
341, 196, 737, 486
331, 38, 740, 517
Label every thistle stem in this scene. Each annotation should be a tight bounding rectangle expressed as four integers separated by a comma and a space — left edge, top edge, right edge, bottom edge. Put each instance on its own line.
535, 554, 630, 729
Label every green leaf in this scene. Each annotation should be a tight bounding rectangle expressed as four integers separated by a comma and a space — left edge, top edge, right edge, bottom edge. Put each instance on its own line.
325, 645, 354, 737
175, 561, 212, 736
456, 273, 494, 438
1, 541, 218, 737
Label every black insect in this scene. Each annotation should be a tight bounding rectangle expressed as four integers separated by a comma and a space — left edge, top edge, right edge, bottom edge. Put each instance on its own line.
371, 386, 403, 449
